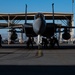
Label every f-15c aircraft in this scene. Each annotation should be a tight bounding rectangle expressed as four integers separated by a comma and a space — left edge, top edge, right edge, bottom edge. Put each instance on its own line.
22, 3, 75, 48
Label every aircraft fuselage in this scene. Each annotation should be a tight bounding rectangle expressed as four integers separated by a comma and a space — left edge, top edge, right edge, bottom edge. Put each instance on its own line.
33, 13, 46, 35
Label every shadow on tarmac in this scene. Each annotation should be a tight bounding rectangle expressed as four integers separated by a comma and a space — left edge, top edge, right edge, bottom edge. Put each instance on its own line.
0, 65, 75, 75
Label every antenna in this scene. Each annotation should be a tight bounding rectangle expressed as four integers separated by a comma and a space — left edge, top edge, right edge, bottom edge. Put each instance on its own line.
52, 3, 54, 24
25, 4, 27, 24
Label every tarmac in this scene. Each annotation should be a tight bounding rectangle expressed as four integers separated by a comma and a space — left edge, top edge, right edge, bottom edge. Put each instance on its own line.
0, 43, 75, 65
0, 44, 75, 75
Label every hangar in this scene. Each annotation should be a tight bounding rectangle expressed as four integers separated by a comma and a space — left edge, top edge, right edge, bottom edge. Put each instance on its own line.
0, 12, 74, 44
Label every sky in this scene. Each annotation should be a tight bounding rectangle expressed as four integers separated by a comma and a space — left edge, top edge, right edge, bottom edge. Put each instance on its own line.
0, 0, 74, 13
0, 0, 75, 39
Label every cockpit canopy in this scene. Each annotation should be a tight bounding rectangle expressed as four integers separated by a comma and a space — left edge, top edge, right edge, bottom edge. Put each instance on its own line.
34, 13, 45, 20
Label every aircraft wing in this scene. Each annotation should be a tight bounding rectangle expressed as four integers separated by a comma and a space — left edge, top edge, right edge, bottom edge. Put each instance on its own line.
42, 23, 75, 38
6, 23, 37, 37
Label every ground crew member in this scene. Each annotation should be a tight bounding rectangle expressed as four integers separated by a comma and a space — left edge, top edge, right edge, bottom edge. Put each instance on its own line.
42, 37, 48, 48
27, 37, 33, 48
50, 36, 59, 48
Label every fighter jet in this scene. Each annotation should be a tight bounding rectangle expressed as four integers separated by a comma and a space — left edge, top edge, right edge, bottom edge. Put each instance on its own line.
22, 3, 75, 48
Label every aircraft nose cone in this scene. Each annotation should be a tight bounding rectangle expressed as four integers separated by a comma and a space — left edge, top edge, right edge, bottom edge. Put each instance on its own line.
33, 18, 41, 34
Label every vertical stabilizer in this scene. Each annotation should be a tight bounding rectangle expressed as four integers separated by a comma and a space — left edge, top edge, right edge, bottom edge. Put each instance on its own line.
25, 4, 27, 24
52, 3, 55, 24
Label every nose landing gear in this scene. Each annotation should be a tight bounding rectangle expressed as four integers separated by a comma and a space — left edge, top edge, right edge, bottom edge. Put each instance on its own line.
36, 35, 43, 57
